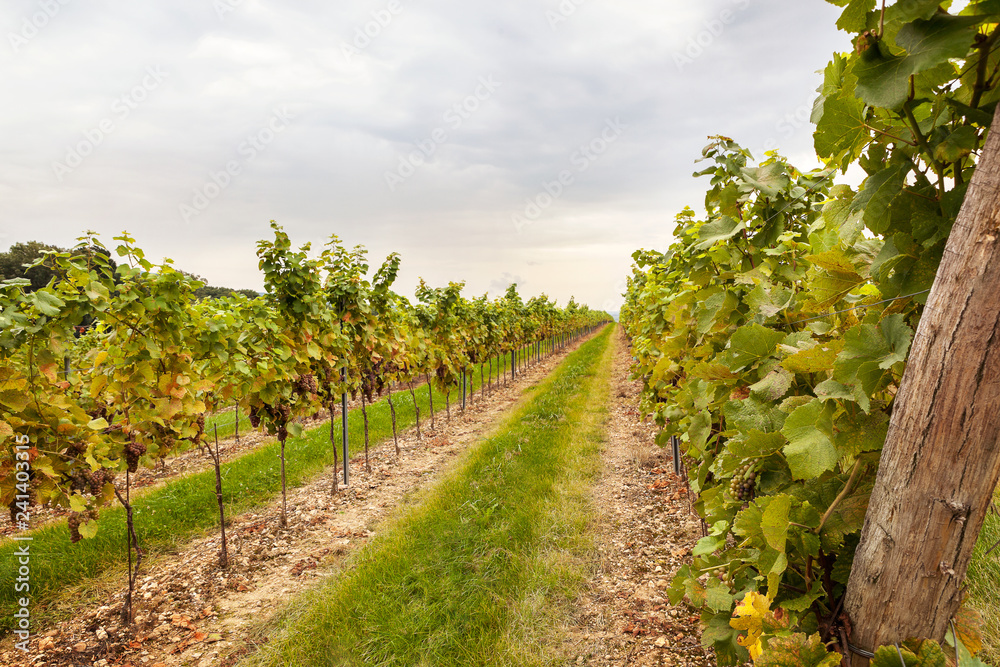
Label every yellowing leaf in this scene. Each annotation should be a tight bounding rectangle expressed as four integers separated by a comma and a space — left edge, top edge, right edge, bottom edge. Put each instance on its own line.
782, 340, 844, 374
756, 633, 841, 667
78, 518, 99, 540
731, 592, 769, 661
69, 494, 88, 512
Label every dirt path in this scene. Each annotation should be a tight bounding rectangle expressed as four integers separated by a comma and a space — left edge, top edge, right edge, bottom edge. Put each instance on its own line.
1, 341, 588, 667
560, 327, 715, 666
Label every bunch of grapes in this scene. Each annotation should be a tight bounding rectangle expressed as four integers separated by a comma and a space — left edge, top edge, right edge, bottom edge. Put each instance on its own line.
68, 512, 83, 543
249, 405, 261, 428
8, 490, 35, 525
124, 439, 147, 473
729, 462, 757, 501
294, 374, 318, 396
84, 468, 114, 496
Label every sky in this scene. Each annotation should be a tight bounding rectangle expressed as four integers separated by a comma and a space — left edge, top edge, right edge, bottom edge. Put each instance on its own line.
0, 0, 852, 317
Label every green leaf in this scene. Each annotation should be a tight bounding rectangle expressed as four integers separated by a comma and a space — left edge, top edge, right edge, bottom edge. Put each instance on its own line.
725, 324, 786, 371
851, 162, 911, 235
693, 534, 727, 557
855, 15, 979, 109
814, 379, 856, 401
757, 633, 842, 667
30, 290, 65, 317
781, 400, 838, 479
750, 369, 793, 401
740, 163, 790, 198
761, 493, 794, 553
728, 430, 787, 459
885, 0, 946, 23
871, 639, 947, 667
814, 93, 870, 160
834, 408, 888, 458
779, 589, 826, 613
705, 578, 735, 613
933, 124, 979, 162
836, 0, 875, 32
724, 398, 787, 434
834, 314, 912, 398
697, 216, 745, 249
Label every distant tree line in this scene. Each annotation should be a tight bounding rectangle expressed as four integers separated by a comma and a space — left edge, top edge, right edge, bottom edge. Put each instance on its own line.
0, 241, 258, 299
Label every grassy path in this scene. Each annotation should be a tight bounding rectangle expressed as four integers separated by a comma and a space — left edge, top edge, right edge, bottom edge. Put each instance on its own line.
0, 344, 566, 632
245, 326, 614, 667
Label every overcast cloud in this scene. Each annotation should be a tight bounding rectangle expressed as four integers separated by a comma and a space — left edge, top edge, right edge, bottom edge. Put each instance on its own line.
1, 0, 848, 315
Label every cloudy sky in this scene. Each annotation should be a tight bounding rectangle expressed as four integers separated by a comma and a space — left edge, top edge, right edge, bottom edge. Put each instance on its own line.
1, 0, 850, 315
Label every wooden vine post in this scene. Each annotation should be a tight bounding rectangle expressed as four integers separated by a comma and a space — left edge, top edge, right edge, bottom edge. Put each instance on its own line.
843, 107, 1000, 663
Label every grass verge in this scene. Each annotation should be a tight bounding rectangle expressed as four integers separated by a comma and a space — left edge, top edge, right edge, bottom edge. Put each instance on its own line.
244, 325, 614, 667
967, 483, 1000, 664
0, 342, 571, 634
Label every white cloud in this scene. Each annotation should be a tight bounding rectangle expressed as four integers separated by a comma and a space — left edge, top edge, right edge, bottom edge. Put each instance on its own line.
0, 0, 850, 311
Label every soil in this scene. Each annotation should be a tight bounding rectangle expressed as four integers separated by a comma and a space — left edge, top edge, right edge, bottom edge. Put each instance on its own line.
559, 327, 715, 666
0, 343, 585, 667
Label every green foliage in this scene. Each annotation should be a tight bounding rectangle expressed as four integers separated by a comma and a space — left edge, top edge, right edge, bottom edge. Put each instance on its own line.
621, 4, 1000, 659
0, 224, 610, 545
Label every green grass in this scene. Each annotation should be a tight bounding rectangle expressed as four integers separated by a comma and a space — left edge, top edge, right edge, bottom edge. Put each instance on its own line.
0, 342, 566, 634
245, 326, 614, 667
967, 483, 1000, 664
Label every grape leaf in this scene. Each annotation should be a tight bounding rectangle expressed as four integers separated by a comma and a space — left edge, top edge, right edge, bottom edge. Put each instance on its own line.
782, 341, 845, 374
835, 0, 876, 32
728, 430, 787, 460
725, 398, 787, 434
781, 400, 838, 480
855, 15, 979, 109
834, 314, 912, 399
697, 216, 745, 249
872, 639, 946, 667
751, 369, 793, 401
814, 93, 870, 161
706, 578, 735, 613
757, 633, 842, 667
741, 163, 791, 198
761, 493, 795, 553
850, 162, 911, 234
725, 324, 786, 371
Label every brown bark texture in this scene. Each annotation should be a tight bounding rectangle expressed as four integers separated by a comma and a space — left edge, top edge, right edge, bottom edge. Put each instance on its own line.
844, 107, 1000, 663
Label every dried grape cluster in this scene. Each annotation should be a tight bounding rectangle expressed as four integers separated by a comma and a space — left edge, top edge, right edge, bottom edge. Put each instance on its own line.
85, 468, 114, 496
124, 439, 147, 473
730, 462, 757, 502
247, 402, 293, 439
8, 490, 36, 524
294, 373, 318, 396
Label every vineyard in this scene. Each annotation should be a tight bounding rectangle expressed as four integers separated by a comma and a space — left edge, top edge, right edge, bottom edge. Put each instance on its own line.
622, 1, 1000, 665
0, 223, 613, 663
6, 1, 1000, 666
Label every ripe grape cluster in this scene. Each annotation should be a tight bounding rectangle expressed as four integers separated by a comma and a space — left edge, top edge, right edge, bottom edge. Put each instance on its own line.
247, 402, 293, 439
294, 373, 318, 396
124, 439, 147, 473
730, 462, 757, 501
